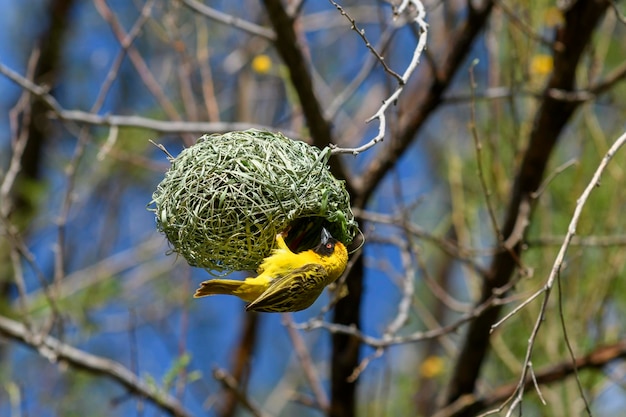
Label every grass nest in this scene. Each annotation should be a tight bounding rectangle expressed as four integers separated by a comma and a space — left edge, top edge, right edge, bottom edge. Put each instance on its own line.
149, 129, 358, 273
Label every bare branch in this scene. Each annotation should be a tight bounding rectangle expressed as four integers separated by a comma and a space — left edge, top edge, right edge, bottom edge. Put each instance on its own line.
330, 0, 428, 155
346, 235, 417, 381
527, 234, 626, 247
468, 59, 503, 243
530, 158, 578, 199
219, 312, 259, 417
292, 282, 514, 348
383, 238, 415, 336
326, 27, 397, 120
434, 340, 626, 417
55, 111, 294, 137
587, 58, 626, 96
181, 0, 276, 41
92, 0, 155, 113
353, 208, 491, 278
0, 315, 193, 417
0, 62, 296, 137
327, 0, 403, 83
213, 368, 271, 417
556, 267, 591, 414
93, 0, 183, 127
282, 314, 330, 411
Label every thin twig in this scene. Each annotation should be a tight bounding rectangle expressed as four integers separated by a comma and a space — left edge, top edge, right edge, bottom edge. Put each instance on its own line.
384, 239, 416, 336
282, 314, 330, 411
327, 0, 403, 82
93, 0, 174, 118
347, 347, 384, 382
530, 158, 578, 199
149, 140, 175, 160
0, 217, 63, 319
1, 76, 34, 215
347, 236, 417, 381
195, 17, 221, 122
353, 208, 492, 277
556, 258, 592, 414
501, 195, 532, 252
414, 244, 473, 314
443, 86, 541, 104
292, 280, 515, 348
528, 362, 546, 405
330, 0, 428, 155
93, 0, 180, 122
468, 59, 503, 242
527, 234, 626, 247
213, 368, 271, 417
326, 26, 396, 120
587, 58, 626, 97
92, 0, 155, 113
181, 0, 276, 40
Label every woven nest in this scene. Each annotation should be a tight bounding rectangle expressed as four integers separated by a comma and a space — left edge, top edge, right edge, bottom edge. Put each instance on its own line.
149, 129, 358, 273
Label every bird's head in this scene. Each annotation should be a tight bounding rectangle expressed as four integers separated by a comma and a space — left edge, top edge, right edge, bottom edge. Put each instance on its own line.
313, 227, 348, 281
314, 227, 339, 257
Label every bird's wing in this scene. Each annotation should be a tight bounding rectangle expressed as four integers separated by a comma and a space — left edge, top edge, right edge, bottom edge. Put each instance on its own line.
246, 264, 327, 312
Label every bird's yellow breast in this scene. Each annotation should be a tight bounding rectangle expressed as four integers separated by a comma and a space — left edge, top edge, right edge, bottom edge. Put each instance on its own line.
257, 239, 347, 286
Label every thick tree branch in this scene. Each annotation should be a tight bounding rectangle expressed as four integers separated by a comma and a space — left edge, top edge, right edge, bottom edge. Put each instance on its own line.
0, 315, 192, 417
435, 340, 626, 417
329, 256, 363, 417
444, 0, 611, 411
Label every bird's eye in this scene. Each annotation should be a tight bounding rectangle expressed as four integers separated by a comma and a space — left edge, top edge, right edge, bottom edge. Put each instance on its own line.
326, 243, 333, 249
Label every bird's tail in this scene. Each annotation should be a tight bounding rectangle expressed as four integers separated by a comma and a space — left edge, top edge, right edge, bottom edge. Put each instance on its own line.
194, 279, 244, 298
194, 279, 262, 302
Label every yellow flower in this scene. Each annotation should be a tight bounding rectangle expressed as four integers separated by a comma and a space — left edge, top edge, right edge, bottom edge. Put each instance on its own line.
530, 54, 553, 76
252, 54, 272, 74
420, 355, 444, 378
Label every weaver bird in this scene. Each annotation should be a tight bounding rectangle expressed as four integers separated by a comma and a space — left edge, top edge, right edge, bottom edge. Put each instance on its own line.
194, 228, 348, 312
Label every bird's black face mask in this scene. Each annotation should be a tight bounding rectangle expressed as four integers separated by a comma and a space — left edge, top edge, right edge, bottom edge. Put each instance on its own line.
314, 227, 336, 257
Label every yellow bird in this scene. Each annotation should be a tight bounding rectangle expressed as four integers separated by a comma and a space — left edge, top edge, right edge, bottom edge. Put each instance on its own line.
194, 228, 348, 312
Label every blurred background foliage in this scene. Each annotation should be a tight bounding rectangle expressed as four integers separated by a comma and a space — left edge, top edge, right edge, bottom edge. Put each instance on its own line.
1, 1, 626, 417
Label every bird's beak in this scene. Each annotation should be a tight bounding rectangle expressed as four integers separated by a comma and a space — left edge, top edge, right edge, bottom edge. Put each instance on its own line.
320, 227, 331, 244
